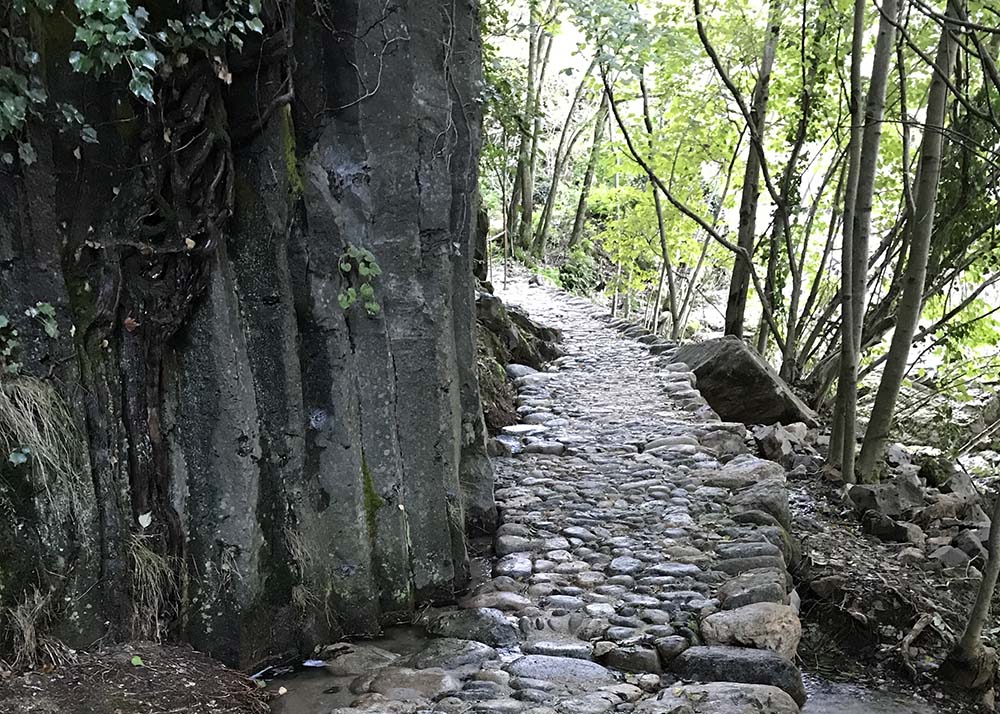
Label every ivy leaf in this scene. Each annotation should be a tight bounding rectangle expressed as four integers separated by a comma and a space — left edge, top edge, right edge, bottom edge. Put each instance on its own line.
130, 49, 159, 70
35, 302, 56, 318
128, 73, 155, 104
8, 449, 28, 466
81, 125, 98, 143
247, 17, 264, 34
17, 142, 36, 165
68, 51, 93, 73
130, 655, 144, 667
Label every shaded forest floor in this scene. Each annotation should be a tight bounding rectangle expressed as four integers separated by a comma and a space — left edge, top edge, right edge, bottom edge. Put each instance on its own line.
791, 473, 984, 712
0, 643, 268, 714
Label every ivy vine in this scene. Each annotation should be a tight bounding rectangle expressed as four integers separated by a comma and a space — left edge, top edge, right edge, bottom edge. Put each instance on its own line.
0, 314, 20, 375
338, 245, 383, 317
0, 0, 264, 164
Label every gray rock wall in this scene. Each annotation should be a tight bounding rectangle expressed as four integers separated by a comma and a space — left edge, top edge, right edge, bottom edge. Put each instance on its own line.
0, 0, 492, 670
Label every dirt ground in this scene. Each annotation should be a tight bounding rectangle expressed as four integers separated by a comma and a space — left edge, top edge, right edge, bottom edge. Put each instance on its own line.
790, 472, 988, 713
0, 642, 268, 714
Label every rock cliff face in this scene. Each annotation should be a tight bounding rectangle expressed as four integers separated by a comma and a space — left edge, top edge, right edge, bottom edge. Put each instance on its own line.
0, 0, 491, 669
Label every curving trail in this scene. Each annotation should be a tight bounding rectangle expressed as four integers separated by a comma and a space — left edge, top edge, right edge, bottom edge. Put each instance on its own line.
276, 273, 807, 713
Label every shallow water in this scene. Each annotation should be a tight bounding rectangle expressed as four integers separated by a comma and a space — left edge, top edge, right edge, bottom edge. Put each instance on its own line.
269, 626, 429, 714
271, 648, 942, 714
801, 673, 939, 713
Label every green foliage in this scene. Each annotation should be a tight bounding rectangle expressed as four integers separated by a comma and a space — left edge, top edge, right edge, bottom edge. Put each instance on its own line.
24, 302, 58, 339
558, 244, 599, 294
1, 0, 263, 161
337, 244, 383, 317
0, 315, 20, 375
69, 0, 262, 102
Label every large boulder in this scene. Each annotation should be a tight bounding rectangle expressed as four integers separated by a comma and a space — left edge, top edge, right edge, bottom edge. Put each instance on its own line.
671, 646, 806, 706
673, 337, 818, 427
700, 603, 801, 660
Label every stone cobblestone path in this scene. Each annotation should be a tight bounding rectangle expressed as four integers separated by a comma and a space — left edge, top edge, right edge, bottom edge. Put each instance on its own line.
285, 275, 807, 714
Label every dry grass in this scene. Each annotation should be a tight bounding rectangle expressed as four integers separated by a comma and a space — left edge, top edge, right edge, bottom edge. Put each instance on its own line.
0, 376, 86, 499
128, 534, 179, 642
3, 588, 76, 671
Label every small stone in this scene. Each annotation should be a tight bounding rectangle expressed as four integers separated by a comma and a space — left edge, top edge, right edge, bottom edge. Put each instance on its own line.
498, 535, 537, 556
523, 640, 594, 659
654, 636, 689, 664
507, 364, 538, 378
608, 556, 644, 576
461, 591, 533, 612
495, 553, 534, 579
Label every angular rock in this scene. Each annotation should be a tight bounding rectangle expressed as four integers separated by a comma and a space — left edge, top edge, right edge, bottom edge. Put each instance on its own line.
673, 337, 818, 426
600, 645, 662, 673
700, 603, 801, 660
355, 667, 461, 701
848, 470, 925, 518
655, 636, 690, 665
395, 638, 497, 670
929, 545, 971, 569
732, 480, 791, 530
671, 646, 806, 705
717, 568, 787, 610
637, 682, 799, 713
322, 642, 399, 676
427, 608, 519, 647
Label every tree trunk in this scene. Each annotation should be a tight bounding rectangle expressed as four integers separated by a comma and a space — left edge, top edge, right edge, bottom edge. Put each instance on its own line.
533, 59, 596, 257
569, 92, 609, 249
640, 71, 680, 335
518, 1, 539, 253
941, 486, 1000, 690
723, 0, 781, 338
830, 0, 899, 479
856, 1, 959, 480
0, 0, 491, 671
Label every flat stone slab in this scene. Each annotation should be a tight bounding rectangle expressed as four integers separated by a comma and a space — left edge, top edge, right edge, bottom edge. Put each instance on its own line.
671, 645, 806, 705
504, 655, 616, 685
